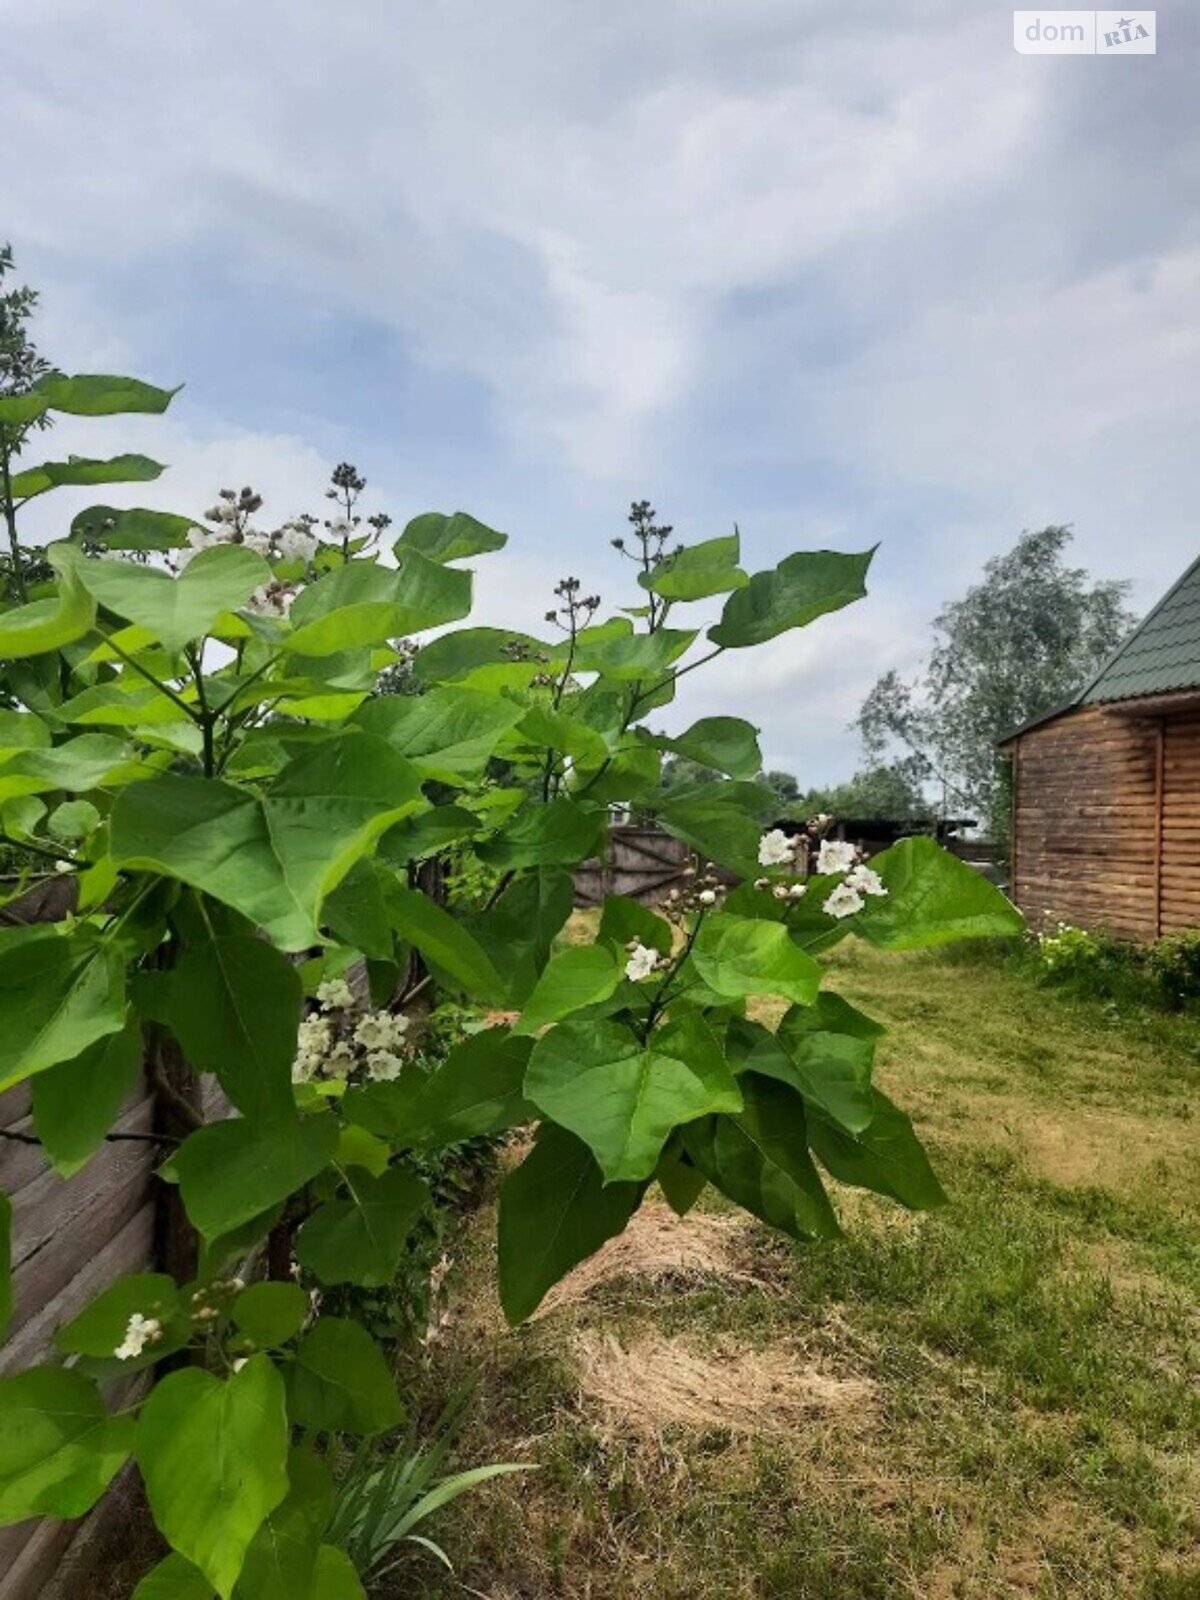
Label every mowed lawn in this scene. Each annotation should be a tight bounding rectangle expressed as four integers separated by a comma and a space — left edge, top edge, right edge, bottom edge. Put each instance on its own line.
397, 939, 1200, 1600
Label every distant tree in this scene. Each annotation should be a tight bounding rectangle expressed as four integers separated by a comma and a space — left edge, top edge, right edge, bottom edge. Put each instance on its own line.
0, 242, 53, 599
858, 526, 1136, 841
794, 762, 928, 822
660, 754, 721, 790
757, 768, 800, 807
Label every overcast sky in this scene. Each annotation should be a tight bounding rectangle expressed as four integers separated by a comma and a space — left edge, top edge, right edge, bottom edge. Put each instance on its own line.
5, 0, 1198, 782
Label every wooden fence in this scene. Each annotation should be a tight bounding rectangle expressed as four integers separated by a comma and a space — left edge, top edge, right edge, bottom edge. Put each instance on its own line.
574, 826, 695, 906
573, 823, 1006, 908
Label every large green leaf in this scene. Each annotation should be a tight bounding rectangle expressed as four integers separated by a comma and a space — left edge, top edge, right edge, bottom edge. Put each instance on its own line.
308, 1546, 366, 1599
379, 803, 479, 865
497, 1121, 643, 1324
352, 686, 523, 782
856, 836, 1024, 949
525, 1014, 742, 1183
476, 795, 605, 870
321, 858, 393, 960
650, 715, 762, 779
597, 893, 674, 957
0, 730, 138, 802
344, 1029, 533, 1149
136, 1357, 290, 1598
166, 1114, 339, 1241
653, 781, 770, 876
53, 680, 194, 727
284, 553, 471, 656
34, 371, 180, 416
0, 543, 97, 658
691, 913, 821, 1006
71, 504, 195, 551
296, 1165, 428, 1287
638, 533, 747, 601
32, 1016, 143, 1174
808, 1087, 947, 1210
286, 1317, 402, 1434
73, 542, 271, 655
133, 1554, 216, 1599
708, 548, 873, 648
395, 510, 507, 563
110, 734, 423, 950
762, 1010, 878, 1133
0, 391, 50, 425
0, 1367, 134, 1523
166, 935, 301, 1122
0, 709, 51, 757
9, 453, 164, 501
468, 869, 575, 1006
509, 703, 609, 767
410, 626, 556, 687
56, 1272, 183, 1362
231, 1283, 309, 1351
513, 943, 621, 1035
573, 619, 697, 681
683, 1072, 839, 1240
232, 1446, 333, 1600
384, 885, 507, 1003
0, 928, 126, 1092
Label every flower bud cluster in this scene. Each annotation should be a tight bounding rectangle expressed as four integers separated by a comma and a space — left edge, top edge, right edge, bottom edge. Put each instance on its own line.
177, 486, 323, 617
292, 979, 412, 1086
663, 867, 727, 920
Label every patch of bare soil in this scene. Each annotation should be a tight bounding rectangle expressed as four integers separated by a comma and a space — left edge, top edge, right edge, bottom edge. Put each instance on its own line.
536, 1199, 770, 1316
574, 1330, 876, 1435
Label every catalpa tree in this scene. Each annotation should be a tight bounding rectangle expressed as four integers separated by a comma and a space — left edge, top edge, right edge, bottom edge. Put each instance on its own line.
0, 371, 1022, 1598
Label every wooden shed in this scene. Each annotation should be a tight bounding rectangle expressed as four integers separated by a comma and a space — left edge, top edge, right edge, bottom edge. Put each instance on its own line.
999, 555, 1200, 941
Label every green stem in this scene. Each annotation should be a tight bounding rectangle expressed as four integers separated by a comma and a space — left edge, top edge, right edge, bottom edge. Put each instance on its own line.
631, 645, 725, 716
100, 630, 201, 723
0, 439, 26, 602
642, 907, 706, 1036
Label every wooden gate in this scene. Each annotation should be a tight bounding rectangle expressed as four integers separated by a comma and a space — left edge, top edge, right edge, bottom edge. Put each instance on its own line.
575, 826, 694, 907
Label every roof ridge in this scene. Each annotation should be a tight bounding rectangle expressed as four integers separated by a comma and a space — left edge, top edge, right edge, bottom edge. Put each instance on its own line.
1080, 550, 1200, 705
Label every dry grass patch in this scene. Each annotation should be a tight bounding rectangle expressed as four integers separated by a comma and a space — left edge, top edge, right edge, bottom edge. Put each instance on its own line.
536, 1199, 768, 1316
574, 1329, 876, 1436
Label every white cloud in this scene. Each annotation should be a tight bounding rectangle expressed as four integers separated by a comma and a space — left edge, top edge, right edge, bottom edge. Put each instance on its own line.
3, 0, 1196, 781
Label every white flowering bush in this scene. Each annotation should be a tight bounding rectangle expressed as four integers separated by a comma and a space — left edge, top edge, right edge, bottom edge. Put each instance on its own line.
0, 370, 1023, 1598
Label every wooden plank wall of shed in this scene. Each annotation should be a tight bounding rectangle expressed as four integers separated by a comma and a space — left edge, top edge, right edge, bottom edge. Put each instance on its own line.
0, 1074, 159, 1592
1012, 704, 1161, 939
0, 1069, 230, 1597
1161, 712, 1200, 933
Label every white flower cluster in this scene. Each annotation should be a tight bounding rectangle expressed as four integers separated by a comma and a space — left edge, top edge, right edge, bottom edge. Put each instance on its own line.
817, 843, 888, 920
115, 1311, 162, 1361
754, 829, 888, 920
176, 504, 321, 616
757, 827, 796, 867
755, 828, 808, 902
624, 941, 662, 983
292, 979, 411, 1086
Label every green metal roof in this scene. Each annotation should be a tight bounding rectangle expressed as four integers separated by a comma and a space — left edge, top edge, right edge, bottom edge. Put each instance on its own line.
1081, 553, 1200, 704
998, 554, 1200, 744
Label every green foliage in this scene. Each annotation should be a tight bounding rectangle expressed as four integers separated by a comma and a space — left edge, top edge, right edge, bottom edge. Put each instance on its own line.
0, 299, 1025, 1597
325, 1387, 528, 1585
0, 1366, 134, 1522
859, 525, 1138, 839
136, 1358, 290, 1598
1029, 921, 1200, 1013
